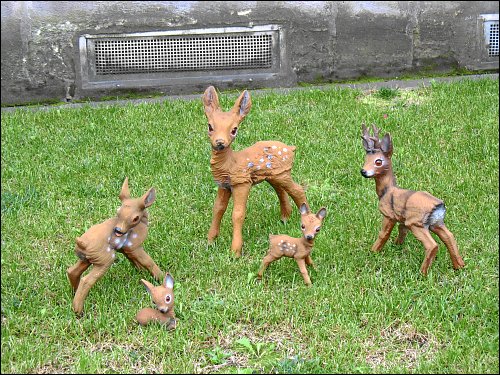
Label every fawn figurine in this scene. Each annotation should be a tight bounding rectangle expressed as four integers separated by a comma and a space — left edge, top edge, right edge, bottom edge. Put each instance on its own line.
67, 177, 163, 315
257, 203, 327, 286
202, 86, 308, 257
360, 124, 465, 275
136, 273, 176, 330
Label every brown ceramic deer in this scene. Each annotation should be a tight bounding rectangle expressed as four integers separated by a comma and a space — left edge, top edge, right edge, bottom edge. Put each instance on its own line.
136, 273, 176, 330
202, 86, 308, 257
360, 124, 465, 275
67, 177, 163, 315
257, 203, 327, 286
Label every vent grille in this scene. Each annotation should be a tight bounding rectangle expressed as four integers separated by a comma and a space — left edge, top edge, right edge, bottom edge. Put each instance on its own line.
94, 34, 273, 75
487, 21, 499, 57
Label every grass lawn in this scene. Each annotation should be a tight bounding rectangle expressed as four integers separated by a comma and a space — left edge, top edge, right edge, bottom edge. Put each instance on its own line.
1, 77, 498, 373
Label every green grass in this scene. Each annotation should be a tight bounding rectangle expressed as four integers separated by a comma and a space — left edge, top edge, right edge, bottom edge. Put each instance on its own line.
1, 78, 498, 373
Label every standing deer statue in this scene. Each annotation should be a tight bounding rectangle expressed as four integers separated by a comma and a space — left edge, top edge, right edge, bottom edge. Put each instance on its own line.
67, 177, 163, 315
257, 203, 327, 286
136, 273, 176, 330
202, 86, 308, 257
360, 124, 465, 275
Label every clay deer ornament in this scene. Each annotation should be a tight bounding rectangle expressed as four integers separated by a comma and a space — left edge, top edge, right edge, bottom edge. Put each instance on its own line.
67, 177, 163, 315
360, 124, 465, 275
202, 86, 308, 257
136, 273, 176, 330
257, 203, 327, 286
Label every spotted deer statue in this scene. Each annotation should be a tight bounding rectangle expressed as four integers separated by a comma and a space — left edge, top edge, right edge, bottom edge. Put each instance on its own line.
360, 124, 465, 275
202, 86, 308, 257
257, 203, 326, 286
136, 273, 176, 330
67, 177, 163, 315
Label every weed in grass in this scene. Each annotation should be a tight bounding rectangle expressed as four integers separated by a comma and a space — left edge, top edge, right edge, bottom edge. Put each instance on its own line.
374, 87, 400, 100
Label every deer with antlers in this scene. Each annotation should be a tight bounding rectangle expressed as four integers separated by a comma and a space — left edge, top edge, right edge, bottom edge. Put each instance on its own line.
360, 124, 465, 275
67, 177, 163, 315
202, 86, 308, 257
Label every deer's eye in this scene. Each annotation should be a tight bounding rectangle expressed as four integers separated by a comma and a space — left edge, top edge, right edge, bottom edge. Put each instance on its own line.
208, 123, 214, 132
230, 127, 238, 136
375, 159, 383, 166
132, 215, 140, 223
315, 227, 321, 232
165, 294, 172, 303
301, 224, 305, 230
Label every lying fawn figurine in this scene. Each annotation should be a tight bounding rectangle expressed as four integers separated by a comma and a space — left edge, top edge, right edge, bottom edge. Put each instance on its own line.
360, 124, 465, 275
67, 177, 163, 315
136, 273, 176, 330
202, 86, 308, 257
257, 203, 327, 286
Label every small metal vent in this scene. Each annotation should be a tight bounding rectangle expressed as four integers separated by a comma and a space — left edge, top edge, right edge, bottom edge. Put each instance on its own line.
486, 21, 499, 57
78, 25, 287, 90
94, 35, 272, 75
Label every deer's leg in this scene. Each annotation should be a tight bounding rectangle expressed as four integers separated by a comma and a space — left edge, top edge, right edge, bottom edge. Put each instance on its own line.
270, 173, 307, 210
208, 187, 232, 243
296, 258, 312, 286
394, 223, 409, 245
410, 226, 439, 276
305, 255, 316, 270
430, 224, 465, 269
268, 181, 292, 222
230, 184, 252, 257
72, 261, 113, 316
372, 216, 396, 252
123, 246, 163, 281
67, 259, 91, 291
257, 253, 280, 280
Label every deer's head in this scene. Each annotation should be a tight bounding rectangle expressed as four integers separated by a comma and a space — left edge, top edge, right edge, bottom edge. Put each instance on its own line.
360, 123, 393, 179
299, 203, 327, 242
114, 177, 156, 237
141, 273, 175, 314
202, 86, 252, 151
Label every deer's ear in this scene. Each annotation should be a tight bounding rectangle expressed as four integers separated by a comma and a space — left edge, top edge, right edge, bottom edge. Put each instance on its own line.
202, 86, 220, 115
164, 273, 174, 289
380, 133, 393, 157
119, 177, 130, 201
142, 188, 156, 208
140, 279, 155, 295
299, 203, 310, 215
316, 207, 327, 220
232, 90, 252, 119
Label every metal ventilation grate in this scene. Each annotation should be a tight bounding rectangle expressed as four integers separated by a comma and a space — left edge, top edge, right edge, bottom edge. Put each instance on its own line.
94, 34, 273, 75
486, 21, 499, 57
78, 26, 287, 90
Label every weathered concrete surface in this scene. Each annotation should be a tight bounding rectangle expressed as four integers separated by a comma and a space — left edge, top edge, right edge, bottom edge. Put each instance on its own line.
1, 1, 498, 106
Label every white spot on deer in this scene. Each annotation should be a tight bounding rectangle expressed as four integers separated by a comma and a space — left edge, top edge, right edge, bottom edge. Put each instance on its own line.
259, 158, 264, 163
257, 165, 261, 170
126, 240, 133, 247
247, 162, 254, 168
266, 162, 272, 168
278, 151, 282, 155
272, 145, 277, 149
283, 148, 288, 152
106, 246, 111, 252
132, 233, 138, 239
112, 252, 116, 259
267, 155, 273, 160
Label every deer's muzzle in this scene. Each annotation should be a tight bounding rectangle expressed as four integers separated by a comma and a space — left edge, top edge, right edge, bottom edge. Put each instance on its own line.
114, 227, 126, 236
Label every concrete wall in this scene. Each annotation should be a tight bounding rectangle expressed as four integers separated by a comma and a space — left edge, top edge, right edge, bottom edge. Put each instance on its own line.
1, 1, 498, 105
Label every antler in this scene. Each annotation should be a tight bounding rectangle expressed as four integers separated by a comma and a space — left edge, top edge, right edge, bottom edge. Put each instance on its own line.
361, 123, 382, 152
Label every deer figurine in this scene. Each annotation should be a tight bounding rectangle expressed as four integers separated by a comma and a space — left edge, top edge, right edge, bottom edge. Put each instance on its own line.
202, 86, 308, 257
360, 124, 465, 275
136, 273, 176, 330
67, 177, 163, 315
257, 203, 327, 286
